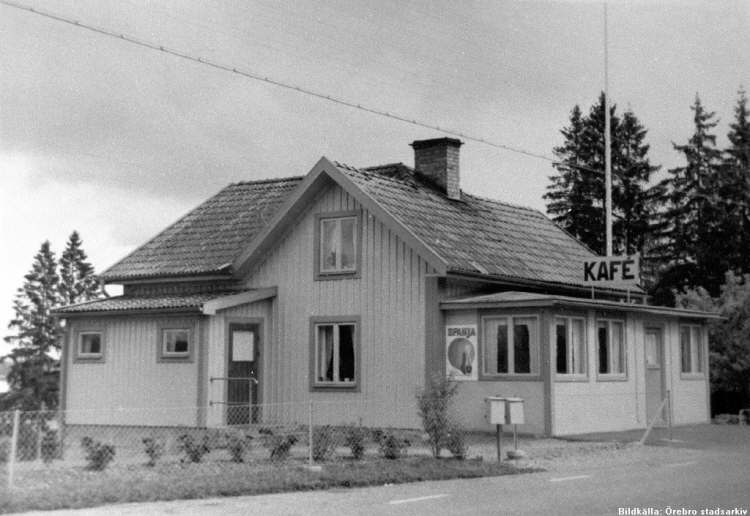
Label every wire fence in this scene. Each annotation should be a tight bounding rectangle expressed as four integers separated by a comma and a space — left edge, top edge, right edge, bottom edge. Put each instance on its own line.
0, 400, 469, 493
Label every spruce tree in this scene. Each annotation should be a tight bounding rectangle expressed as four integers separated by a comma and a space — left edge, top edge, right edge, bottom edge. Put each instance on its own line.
653, 95, 728, 303
545, 93, 660, 257
725, 88, 750, 271
2, 242, 62, 410
59, 231, 103, 305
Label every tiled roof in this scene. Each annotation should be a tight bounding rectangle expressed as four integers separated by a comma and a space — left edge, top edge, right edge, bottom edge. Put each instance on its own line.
441, 291, 720, 319
100, 159, 612, 291
54, 290, 245, 314
101, 177, 304, 281
338, 162, 601, 289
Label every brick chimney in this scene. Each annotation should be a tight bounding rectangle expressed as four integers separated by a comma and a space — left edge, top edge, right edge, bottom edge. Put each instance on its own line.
411, 137, 463, 200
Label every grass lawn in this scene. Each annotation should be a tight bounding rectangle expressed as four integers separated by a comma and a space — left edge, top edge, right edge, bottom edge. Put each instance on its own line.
0, 457, 539, 513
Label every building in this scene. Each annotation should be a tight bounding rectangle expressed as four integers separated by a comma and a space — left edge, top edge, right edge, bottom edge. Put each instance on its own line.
54, 138, 717, 436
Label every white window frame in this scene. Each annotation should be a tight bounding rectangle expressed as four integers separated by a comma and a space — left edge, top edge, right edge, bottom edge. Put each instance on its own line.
76, 331, 104, 361
481, 314, 540, 378
318, 215, 358, 274
311, 320, 358, 389
596, 318, 627, 380
159, 328, 191, 361
554, 316, 587, 379
680, 324, 705, 377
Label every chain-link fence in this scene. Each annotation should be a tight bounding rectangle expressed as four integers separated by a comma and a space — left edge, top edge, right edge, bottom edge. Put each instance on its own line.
0, 400, 458, 493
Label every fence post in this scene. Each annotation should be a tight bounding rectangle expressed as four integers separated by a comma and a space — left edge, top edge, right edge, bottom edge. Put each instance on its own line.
667, 389, 673, 441
308, 400, 313, 467
8, 409, 20, 490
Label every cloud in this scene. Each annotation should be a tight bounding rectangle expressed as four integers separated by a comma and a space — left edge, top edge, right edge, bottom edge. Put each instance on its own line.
0, 151, 192, 355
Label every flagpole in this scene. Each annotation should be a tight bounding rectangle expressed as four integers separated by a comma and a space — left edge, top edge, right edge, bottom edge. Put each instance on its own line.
604, 1, 613, 257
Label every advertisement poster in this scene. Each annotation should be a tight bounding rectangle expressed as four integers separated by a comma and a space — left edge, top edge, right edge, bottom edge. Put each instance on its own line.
445, 325, 478, 381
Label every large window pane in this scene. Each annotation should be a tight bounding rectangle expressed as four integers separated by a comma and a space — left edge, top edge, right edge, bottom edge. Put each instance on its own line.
321, 220, 338, 271
572, 319, 585, 374
513, 321, 530, 373
164, 329, 189, 354
611, 322, 624, 374
680, 327, 691, 373
496, 324, 508, 373
692, 327, 703, 372
317, 325, 334, 381
338, 324, 355, 382
80, 333, 101, 355
556, 323, 567, 374
598, 323, 608, 374
340, 218, 356, 270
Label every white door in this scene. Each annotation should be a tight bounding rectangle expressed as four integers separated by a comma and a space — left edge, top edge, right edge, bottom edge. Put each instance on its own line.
644, 328, 665, 424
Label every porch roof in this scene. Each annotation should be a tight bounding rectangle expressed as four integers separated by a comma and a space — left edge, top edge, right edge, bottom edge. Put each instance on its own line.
440, 291, 721, 320
53, 287, 277, 317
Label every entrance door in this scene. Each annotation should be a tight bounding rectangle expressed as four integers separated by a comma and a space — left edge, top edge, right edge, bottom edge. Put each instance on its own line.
227, 323, 260, 425
644, 327, 665, 424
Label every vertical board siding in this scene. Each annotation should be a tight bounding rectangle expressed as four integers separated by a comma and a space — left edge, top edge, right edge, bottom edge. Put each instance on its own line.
553, 311, 641, 435
243, 185, 427, 428
666, 319, 710, 425
66, 316, 200, 426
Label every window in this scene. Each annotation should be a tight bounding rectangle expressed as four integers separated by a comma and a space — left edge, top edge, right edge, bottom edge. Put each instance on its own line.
315, 213, 360, 279
77, 331, 103, 360
158, 327, 192, 361
311, 318, 359, 389
680, 325, 704, 375
597, 319, 626, 376
555, 317, 586, 376
482, 316, 539, 376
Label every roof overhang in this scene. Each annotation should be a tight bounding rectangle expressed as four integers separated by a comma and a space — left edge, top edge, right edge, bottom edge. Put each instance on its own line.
53, 287, 277, 318
446, 271, 647, 300
201, 287, 277, 315
232, 157, 449, 278
440, 291, 721, 320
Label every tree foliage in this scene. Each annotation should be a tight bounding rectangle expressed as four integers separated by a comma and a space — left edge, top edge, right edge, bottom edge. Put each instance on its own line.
676, 272, 750, 408
2, 242, 62, 410
652, 94, 746, 304
2, 233, 103, 411
545, 93, 661, 258
59, 231, 103, 305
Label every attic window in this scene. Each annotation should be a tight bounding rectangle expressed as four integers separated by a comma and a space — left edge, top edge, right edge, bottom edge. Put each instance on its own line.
315, 211, 361, 280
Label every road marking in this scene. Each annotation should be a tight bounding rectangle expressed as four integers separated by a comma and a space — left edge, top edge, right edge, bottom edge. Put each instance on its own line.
549, 475, 591, 482
388, 494, 450, 505
663, 461, 697, 468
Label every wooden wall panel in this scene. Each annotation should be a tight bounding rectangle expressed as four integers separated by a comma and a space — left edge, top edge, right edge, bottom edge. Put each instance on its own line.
243, 184, 429, 427
66, 315, 200, 426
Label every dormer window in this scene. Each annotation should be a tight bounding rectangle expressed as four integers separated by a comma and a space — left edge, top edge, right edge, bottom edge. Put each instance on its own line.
315, 211, 360, 280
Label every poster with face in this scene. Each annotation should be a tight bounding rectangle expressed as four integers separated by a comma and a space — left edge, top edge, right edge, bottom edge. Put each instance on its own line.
445, 325, 478, 381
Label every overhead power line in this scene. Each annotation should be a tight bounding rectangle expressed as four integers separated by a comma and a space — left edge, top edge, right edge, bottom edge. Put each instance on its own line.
1, 0, 605, 176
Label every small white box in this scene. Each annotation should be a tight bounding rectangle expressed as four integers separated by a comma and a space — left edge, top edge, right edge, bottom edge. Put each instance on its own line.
485, 396, 507, 425
505, 397, 525, 425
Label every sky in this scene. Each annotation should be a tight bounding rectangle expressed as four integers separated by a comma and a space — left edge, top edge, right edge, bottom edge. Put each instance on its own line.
1, 0, 748, 355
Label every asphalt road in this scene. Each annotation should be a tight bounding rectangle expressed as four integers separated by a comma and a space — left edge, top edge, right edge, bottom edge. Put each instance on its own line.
20, 426, 750, 516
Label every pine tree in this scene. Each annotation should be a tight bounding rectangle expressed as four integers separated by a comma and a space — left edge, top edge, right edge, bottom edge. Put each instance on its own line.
59, 231, 103, 305
725, 88, 750, 271
545, 94, 660, 257
2, 242, 62, 410
653, 95, 728, 302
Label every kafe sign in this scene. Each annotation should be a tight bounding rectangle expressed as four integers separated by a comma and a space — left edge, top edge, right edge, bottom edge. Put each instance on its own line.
583, 255, 640, 288
445, 325, 478, 381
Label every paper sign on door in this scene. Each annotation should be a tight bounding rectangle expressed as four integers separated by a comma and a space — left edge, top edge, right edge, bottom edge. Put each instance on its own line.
232, 331, 254, 361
